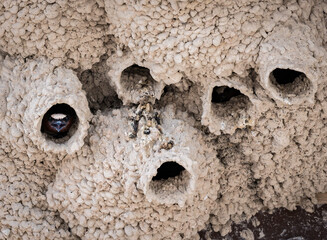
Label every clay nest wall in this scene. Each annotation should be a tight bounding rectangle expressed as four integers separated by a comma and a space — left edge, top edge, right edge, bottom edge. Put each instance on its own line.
0, 0, 327, 239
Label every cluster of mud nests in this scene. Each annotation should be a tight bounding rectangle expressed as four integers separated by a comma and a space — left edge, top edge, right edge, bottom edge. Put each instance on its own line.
1, 0, 327, 239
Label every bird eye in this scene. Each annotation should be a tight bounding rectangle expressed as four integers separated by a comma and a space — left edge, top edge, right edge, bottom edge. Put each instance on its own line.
41, 103, 78, 141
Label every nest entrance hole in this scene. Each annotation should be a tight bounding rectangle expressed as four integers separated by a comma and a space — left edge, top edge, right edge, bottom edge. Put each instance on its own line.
152, 161, 185, 181
123, 64, 151, 77
269, 68, 311, 96
272, 68, 303, 85
149, 161, 191, 198
121, 64, 157, 103
121, 64, 155, 88
41, 104, 78, 143
212, 86, 242, 103
210, 85, 251, 118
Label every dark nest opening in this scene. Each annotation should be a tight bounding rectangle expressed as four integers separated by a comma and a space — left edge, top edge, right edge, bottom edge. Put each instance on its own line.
212, 86, 242, 103
152, 161, 186, 181
210, 86, 251, 118
149, 161, 191, 198
121, 64, 157, 103
269, 68, 311, 96
271, 68, 303, 85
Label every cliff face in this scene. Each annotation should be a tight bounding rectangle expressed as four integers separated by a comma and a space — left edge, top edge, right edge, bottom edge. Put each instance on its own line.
0, 0, 327, 239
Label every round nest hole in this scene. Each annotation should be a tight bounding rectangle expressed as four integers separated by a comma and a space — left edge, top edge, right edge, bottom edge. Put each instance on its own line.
269, 68, 311, 96
212, 86, 242, 103
41, 104, 78, 143
211, 86, 251, 118
152, 161, 185, 181
120, 64, 156, 103
149, 161, 191, 196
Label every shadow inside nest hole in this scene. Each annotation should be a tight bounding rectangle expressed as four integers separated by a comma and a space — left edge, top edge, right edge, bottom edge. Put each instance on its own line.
153, 78, 204, 122
268, 68, 312, 97
78, 55, 123, 114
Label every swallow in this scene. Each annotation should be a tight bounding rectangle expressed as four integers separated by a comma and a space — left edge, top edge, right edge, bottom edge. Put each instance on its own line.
41, 104, 76, 138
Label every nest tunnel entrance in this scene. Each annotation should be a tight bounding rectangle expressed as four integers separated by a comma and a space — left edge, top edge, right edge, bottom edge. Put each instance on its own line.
122, 64, 151, 79
210, 86, 251, 118
269, 68, 311, 96
41, 103, 78, 142
152, 161, 186, 181
149, 161, 191, 199
211, 86, 242, 103
121, 64, 157, 103
272, 68, 303, 85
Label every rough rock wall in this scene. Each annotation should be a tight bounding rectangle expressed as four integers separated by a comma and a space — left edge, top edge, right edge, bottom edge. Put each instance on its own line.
0, 0, 327, 239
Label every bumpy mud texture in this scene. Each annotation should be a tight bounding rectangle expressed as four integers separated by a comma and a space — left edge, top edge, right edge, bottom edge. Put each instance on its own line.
0, 0, 327, 239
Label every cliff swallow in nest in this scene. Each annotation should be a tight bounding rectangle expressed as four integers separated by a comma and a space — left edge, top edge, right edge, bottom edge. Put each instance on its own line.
41, 104, 76, 138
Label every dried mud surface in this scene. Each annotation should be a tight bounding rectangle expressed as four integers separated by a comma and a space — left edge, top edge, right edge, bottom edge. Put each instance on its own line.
0, 0, 327, 239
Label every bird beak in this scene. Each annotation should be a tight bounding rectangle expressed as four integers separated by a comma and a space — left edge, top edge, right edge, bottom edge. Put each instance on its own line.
51, 120, 66, 132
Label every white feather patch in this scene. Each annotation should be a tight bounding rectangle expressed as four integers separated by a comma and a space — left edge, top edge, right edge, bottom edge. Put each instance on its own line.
51, 113, 67, 120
